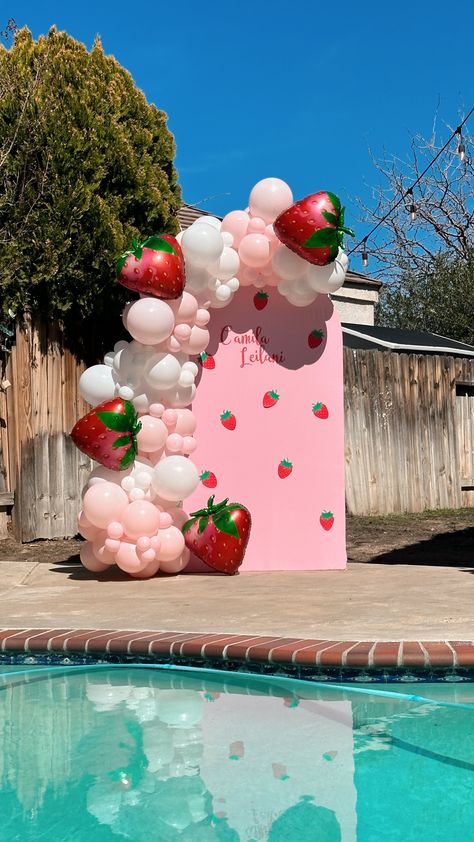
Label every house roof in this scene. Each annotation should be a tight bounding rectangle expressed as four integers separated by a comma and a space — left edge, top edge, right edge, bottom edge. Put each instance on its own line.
177, 203, 380, 290
342, 323, 474, 357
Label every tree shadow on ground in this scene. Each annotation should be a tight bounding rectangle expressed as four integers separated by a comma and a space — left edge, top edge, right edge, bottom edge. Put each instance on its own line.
363, 525, 474, 568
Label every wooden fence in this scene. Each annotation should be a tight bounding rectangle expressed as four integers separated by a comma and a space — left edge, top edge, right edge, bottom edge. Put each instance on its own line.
344, 348, 474, 515
1, 324, 474, 540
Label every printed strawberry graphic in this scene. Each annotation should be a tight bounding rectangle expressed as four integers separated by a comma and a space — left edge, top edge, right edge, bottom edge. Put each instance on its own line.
183, 496, 252, 575
116, 234, 185, 299
274, 191, 355, 266
308, 329, 324, 349
312, 402, 329, 420
278, 459, 293, 479
254, 291, 268, 311
199, 352, 215, 370
200, 470, 217, 489
320, 511, 334, 531
263, 389, 279, 409
71, 398, 141, 471
220, 410, 236, 431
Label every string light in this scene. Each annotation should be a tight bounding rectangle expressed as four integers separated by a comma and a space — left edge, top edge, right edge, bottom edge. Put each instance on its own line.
350, 105, 474, 265
456, 127, 466, 162
407, 188, 417, 222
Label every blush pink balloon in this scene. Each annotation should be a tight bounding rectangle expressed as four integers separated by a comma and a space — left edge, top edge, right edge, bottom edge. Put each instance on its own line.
195, 308, 210, 327
238, 234, 270, 268
83, 483, 129, 530
182, 436, 197, 454
115, 542, 150, 575
136, 415, 168, 453
166, 433, 184, 453
237, 266, 259, 286
247, 216, 266, 233
105, 538, 121, 553
92, 533, 117, 565
159, 511, 173, 529
107, 521, 124, 539
160, 547, 190, 574
156, 526, 185, 562
174, 323, 192, 341
80, 542, 110, 573
169, 291, 198, 324
77, 510, 100, 541
149, 403, 165, 418
249, 177, 293, 224
165, 507, 190, 529
220, 210, 249, 248
136, 536, 151, 551
131, 559, 161, 579
125, 298, 175, 346
162, 409, 178, 428
180, 325, 210, 355
121, 500, 161, 539
175, 409, 197, 436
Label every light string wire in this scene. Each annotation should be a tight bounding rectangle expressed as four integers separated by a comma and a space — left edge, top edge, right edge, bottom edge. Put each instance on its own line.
348, 105, 474, 258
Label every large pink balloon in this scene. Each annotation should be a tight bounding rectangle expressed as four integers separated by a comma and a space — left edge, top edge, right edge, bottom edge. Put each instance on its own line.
136, 415, 168, 453
220, 210, 249, 248
80, 542, 110, 573
168, 292, 198, 324
92, 533, 117, 565
160, 548, 190, 574
156, 526, 185, 562
83, 483, 129, 529
175, 409, 197, 436
125, 298, 175, 346
249, 178, 293, 224
131, 558, 161, 579
238, 234, 270, 268
77, 510, 100, 541
115, 542, 150, 575
121, 500, 161, 539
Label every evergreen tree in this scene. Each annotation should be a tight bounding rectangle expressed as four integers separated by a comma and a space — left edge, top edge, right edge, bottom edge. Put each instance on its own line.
0, 27, 181, 359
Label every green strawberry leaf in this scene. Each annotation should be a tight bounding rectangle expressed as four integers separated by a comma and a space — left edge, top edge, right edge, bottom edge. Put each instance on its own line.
326, 191, 341, 213
119, 445, 136, 470
303, 228, 338, 249
96, 411, 131, 432
198, 516, 209, 534
123, 400, 137, 423
321, 210, 338, 226
329, 244, 339, 262
182, 518, 194, 534
339, 206, 345, 227
112, 434, 132, 449
213, 511, 240, 539
142, 235, 177, 255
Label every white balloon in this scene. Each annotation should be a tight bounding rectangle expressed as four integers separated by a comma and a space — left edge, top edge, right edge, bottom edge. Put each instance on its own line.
213, 246, 240, 282
159, 382, 196, 408
79, 365, 116, 405
182, 361, 198, 376
272, 246, 310, 280
196, 215, 221, 229
144, 353, 182, 390
216, 284, 231, 302
249, 177, 293, 224
181, 223, 223, 268
152, 456, 199, 502
103, 351, 114, 367
306, 250, 348, 294
221, 231, 234, 247
227, 277, 240, 292
183, 264, 211, 294
118, 385, 134, 400
125, 298, 175, 345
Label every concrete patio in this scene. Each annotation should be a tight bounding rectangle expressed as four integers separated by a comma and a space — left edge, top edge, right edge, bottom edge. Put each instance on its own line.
1, 559, 473, 640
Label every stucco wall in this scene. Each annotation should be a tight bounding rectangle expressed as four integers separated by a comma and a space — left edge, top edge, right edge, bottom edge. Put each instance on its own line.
331, 286, 379, 326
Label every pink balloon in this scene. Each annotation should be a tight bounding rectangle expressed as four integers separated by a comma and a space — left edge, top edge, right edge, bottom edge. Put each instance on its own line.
125, 298, 175, 346
169, 291, 198, 323
166, 433, 184, 453
131, 558, 161, 579
156, 526, 185, 562
237, 266, 259, 287
220, 210, 249, 248
159, 511, 173, 529
136, 415, 168, 453
121, 500, 161, 539
195, 308, 210, 327
80, 542, 110, 573
149, 403, 165, 418
92, 533, 117, 565
175, 409, 197, 436
162, 409, 178, 428
160, 548, 190, 574
165, 507, 190, 529
247, 216, 266, 233
115, 542, 150, 575
174, 323, 192, 341
77, 510, 100, 541
137, 535, 151, 551
182, 436, 197, 454
239, 234, 270, 268
83, 483, 129, 530
105, 538, 121, 553
249, 178, 293, 223
180, 325, 210, 355
107, 521, 124, 539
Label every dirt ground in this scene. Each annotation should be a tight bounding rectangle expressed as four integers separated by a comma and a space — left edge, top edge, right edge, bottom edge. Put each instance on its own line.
0, 509, 473, 567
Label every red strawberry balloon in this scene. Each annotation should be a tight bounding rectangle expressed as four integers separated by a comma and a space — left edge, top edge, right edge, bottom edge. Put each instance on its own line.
116, 235, 185, 299
274, 191, 355, 266
183, 496, 251, 575
71, 398, 141, 471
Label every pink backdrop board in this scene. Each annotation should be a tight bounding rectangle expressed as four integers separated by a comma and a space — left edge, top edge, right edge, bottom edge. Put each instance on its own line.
187, 286, 346, 571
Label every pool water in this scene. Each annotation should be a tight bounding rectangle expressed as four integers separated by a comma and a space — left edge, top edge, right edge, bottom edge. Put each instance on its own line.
0, 666, 473, 841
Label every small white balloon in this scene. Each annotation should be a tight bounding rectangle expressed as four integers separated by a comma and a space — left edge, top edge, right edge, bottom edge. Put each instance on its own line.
79, 365, 116, 405
103, 351, 114, 367
179, 370, 195, 387
114, 340, 128, 352
227, 277, 240, 292
213, 246, 240, 282
216, 285, 232, 302
181, 222, 224, 268
182, 361, 199, 376
152, 456, 199, 502
221, 231, 234, 247
119, 385, 135, 400
121, 476, 135, 492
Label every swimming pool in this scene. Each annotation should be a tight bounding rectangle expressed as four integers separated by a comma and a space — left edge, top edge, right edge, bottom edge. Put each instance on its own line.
1, 665, 473, 841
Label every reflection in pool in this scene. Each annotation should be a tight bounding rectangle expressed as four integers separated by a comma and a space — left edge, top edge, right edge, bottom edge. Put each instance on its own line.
0, 666, 473, 840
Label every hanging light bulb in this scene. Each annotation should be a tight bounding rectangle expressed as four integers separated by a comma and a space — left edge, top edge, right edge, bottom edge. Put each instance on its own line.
456, 127, 466, 161
361, 240, 368, 269
407, 188, 417, 222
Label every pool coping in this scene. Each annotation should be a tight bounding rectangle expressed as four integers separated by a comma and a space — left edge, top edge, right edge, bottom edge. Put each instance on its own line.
1, 629, 474, 669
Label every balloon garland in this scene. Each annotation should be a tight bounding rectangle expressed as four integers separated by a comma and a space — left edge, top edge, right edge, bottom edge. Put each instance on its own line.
71, 178, 352, 577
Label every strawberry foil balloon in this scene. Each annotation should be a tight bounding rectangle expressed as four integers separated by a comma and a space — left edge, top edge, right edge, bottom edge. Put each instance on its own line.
116, 235, 185, 299
182, 496, 251, 575
71, 398, 141, 471
274, 191, 355, 266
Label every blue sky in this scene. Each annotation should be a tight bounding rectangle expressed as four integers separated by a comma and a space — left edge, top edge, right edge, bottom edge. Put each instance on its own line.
4, 0, 472, 270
